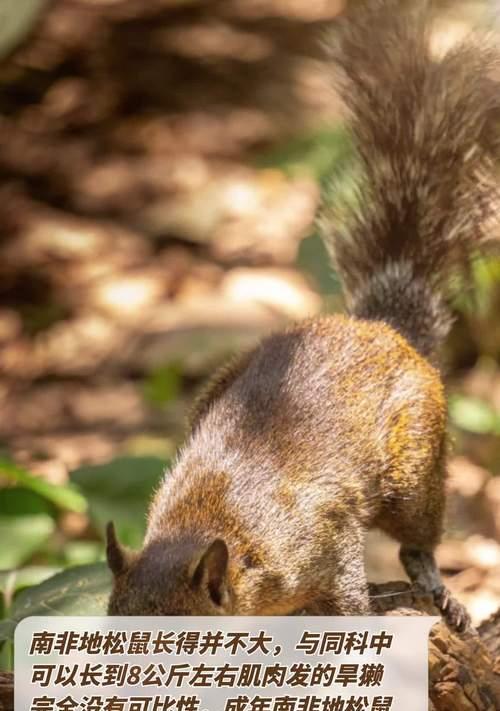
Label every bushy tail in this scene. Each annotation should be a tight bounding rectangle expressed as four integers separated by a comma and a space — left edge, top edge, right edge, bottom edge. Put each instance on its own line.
322, 0, 500, 361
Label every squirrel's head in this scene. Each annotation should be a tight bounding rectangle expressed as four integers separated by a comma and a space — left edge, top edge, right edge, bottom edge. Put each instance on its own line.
105, 522, 233, 616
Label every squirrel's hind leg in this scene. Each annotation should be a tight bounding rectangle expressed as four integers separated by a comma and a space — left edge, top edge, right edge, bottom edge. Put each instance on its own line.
395, 466, 471, 633
379, 439, 471, 632
399, 546, 471, 632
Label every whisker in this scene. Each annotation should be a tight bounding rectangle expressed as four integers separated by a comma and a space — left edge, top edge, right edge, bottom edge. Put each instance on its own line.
368, 587, 421, 600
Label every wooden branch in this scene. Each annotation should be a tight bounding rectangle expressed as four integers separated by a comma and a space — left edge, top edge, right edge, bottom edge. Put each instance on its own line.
368, 582, 500, 711
0, 583, 499, 711
478, 609, 500, 664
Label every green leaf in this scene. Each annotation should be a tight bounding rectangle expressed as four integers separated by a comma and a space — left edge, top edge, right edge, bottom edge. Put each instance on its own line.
1, 563, 111, 641
0, 489, 56, 569
0, 487, 53, 516
0, 638, 13, 671
0, 515, 54, 570
297, 233, 341, 296
452, 256, 500, 315
255, 125, 353, 187
143, 363, 182, 406
0, 566, 61, 626
0, 566, 61, 599
0, 458, 87, 513
449, 395, 500, 435
71, 456, 167, 548
63, 541, 103, 567
0, 620, 15, 642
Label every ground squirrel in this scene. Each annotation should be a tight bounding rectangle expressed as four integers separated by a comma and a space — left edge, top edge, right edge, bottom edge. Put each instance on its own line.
106, 0, 500, 629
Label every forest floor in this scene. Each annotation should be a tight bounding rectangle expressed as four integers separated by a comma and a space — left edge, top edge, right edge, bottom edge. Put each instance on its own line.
0, 0, 499, 627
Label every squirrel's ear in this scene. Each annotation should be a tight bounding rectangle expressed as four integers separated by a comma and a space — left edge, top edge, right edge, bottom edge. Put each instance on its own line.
105, 521, 131, 576
191, 539, 229, 607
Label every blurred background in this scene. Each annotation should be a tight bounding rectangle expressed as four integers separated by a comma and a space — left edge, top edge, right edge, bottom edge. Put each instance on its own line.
1, 0, 500, 669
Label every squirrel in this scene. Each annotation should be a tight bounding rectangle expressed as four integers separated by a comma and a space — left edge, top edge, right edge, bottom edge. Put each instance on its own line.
106, 0, 500, 629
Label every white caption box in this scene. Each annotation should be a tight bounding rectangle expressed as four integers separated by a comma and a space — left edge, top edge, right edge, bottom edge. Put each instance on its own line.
15, 616, 439, 711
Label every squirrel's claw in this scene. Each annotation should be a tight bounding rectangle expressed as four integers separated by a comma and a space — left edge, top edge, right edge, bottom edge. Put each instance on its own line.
433, 586, 472, 634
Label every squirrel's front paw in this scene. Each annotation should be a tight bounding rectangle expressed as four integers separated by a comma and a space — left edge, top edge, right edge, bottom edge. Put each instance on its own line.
433, 586, 471, 633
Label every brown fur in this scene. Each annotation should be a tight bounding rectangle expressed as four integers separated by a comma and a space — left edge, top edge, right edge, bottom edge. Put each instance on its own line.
321, 0, 500, 362
107, 1, 500, 626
